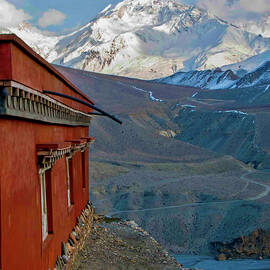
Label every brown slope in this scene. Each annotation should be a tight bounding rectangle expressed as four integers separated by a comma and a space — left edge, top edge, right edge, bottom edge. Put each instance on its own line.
54, 64, 216, 163
54, 65, 201, 105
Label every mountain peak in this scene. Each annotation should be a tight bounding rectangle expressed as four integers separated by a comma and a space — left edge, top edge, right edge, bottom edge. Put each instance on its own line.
4, 0, 270, 80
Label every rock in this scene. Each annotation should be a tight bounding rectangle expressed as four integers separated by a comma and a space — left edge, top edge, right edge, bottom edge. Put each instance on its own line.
78, 217, 84, 226
62, 255, 69, 264
72, 230, 80, 241
66, 242, 75, 253
70, 232, 77, 244
212, 229, 270, 259
75, 226, 81, 235
61, 242, 68, 257
68, 238, 75, 246
70, 216, 184, 270
217, 253, 227, 261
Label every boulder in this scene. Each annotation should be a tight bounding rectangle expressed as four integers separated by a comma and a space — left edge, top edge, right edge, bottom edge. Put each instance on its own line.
217, 253, 227, 261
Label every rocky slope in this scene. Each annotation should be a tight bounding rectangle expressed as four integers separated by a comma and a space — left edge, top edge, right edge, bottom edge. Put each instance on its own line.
71, 216, 192, 270
212, 229, 270, 260
174, 107, 270, 169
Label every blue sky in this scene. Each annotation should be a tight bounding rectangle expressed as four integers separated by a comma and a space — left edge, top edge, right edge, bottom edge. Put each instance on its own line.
0, 0, 198, 33
6, 0, 124, 33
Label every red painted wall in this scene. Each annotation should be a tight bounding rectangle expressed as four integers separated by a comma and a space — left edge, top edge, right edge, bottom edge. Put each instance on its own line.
0, 43, 12, 81
0, 36, 93, 113
0, 118, 90, 270
0, 34, 94, 270
10, 43, 91, 114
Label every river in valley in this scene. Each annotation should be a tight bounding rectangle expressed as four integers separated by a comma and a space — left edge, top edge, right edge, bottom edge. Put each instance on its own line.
174, 255, 270, 270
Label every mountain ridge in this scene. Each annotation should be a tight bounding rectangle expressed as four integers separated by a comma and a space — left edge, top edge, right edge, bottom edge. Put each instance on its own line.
2, 0, 270, 80
156, 61, 270, 90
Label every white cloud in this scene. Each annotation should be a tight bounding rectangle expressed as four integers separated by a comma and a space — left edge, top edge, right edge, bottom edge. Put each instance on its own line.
238, 0, 270, 13
193, 0, 270, 28
0, 0, 31, 27
196, 0, 270, 20
38, 9, 66, 28
197, 0, 229, 17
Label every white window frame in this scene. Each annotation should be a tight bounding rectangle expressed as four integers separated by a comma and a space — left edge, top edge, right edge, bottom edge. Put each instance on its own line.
66, 156, 72, 207
39, 168, 49, 241
82, 150, 86, 189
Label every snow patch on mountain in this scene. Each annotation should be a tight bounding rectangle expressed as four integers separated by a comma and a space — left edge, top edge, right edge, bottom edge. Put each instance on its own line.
232, 61, 270, 88
50, 0, 270, 79
155, 68, 239, 89
0, 22, 61, 61
222, 49, 270, 74
2, 0, 270, 80
157, 60, 270, 90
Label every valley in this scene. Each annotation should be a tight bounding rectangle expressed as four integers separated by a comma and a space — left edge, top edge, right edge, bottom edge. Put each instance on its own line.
2, 0, 270, 268
55, 65, 270, 257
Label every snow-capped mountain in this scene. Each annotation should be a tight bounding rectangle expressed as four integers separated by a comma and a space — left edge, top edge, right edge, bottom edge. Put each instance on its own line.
222, 49, 270, 74
155, 68, 239, 89
232, 61, 270, 88
0, 22, 61, 62
50, 0, 270, 79
157, 60, 270, 90
3, 0, 270, 80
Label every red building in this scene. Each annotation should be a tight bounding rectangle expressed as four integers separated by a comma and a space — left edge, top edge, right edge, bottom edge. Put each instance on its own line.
0, 34, 100, 269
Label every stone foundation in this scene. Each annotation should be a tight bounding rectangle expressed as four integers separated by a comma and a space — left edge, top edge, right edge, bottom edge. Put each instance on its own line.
54, 202, 94, 270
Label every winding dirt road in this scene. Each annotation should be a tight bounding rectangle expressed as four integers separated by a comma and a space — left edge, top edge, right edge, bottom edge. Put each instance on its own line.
241, 171, 270, 201
107, 170, 270, 217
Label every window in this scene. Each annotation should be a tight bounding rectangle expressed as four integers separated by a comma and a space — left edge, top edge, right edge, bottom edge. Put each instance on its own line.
66, 156, 74, 207
40, 169, 53, 241
82, 151, 86, 189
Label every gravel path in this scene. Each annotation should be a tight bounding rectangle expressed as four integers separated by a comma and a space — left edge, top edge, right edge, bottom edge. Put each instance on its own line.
71, 217, 194, 270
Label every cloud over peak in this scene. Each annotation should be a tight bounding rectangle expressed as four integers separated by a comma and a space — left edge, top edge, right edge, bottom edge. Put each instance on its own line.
0, 0, 31, 27
196, 0, 270, 21
38, 9, 66, 28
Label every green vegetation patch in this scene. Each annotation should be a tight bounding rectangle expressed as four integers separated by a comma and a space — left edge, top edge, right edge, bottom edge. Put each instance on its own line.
90, 161, 130, 181
145, 156, 247, 176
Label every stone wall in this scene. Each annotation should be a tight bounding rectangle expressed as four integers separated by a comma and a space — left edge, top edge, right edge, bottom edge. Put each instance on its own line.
54, 202, 94, 270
